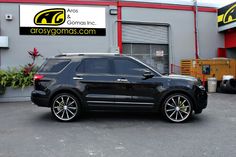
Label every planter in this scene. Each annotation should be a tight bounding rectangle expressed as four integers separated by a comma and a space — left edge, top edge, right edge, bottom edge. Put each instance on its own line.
0, 86, 33, 102
0, 85, 6, 95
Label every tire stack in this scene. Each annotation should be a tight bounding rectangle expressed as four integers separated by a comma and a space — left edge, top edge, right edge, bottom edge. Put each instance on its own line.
219, 75, 236, 94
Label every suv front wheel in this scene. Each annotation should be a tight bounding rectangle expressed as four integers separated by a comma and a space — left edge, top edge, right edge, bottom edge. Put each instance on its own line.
51, 93, 80, 122
162, 93, 193, 123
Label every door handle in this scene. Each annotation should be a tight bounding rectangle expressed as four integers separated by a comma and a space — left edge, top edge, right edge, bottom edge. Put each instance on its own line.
117, 78, 128, 82
73, 76, 83, 80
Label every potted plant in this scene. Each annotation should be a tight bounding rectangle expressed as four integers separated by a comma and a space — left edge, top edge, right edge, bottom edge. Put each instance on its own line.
0, 85, 5, 95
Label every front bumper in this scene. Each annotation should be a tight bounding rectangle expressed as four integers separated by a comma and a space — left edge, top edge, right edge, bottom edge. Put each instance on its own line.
31, 90, 50, 107
193, 85, 208, 112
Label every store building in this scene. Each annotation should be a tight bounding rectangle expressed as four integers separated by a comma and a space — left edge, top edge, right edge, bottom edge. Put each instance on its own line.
0, 0, 224, 74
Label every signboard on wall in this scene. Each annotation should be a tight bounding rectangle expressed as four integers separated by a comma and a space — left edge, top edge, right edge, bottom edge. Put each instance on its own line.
218, 2, 236, 32
155, 50, 164, 57
20, 5, 106, 36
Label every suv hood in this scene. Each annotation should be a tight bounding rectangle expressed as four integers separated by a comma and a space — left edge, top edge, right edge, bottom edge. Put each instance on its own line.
167, 74, 198, 82
162, 74, 199, 87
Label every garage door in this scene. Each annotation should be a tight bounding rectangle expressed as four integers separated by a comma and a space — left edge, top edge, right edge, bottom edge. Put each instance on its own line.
122, 24, 169, 74
123, 24, 168, 44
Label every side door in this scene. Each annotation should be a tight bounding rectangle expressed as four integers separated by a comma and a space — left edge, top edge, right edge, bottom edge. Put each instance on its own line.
112, 58, 160, 109
75, 58, 116, 110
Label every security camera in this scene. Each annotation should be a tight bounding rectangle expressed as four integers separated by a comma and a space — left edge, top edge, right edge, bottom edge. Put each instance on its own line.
5, 14, 13, 21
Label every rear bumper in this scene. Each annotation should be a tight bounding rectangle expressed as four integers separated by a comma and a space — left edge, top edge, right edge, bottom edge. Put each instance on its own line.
31, 90, 50, 107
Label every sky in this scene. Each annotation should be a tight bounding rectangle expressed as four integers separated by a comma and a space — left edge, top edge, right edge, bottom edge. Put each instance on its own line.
125, 0, 236, 8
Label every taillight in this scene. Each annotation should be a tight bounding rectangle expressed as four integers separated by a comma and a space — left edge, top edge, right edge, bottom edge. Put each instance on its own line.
34, 74, 44, 81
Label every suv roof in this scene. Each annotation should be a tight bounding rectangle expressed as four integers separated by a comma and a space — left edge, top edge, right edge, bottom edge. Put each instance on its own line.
55, 53, 120, 57
48, 53, 160, 74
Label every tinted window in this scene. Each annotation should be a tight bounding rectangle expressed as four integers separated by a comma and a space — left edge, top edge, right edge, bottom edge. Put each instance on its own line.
76, 61, 84, 73
113, 59, 148, 76
77, 58, 110, 74
39, 59, 70, 73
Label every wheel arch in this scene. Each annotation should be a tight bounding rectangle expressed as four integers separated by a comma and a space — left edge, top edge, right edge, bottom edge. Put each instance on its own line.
159, 89, 197, 111
49, 88, 86, 110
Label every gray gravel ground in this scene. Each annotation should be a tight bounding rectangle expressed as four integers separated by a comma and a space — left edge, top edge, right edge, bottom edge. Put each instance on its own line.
0, 93, 236, 157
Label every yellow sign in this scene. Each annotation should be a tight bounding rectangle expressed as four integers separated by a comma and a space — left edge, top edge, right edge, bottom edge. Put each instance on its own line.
34, 8, 66, 26
218, 2, 236, 30
20, 5, 106, 36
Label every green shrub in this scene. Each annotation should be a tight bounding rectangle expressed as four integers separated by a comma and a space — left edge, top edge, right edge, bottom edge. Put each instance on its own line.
0, 70, 12, 87
9, 66, 37, 89
0, 67, 37, 90
0, 48, 42, 94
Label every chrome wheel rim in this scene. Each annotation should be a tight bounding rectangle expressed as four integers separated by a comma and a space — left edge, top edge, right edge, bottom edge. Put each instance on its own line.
52, 95, 78, 121
164, 95, 191, 122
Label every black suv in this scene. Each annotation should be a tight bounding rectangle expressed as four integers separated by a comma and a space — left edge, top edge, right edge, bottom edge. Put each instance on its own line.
31, 53, 207, 123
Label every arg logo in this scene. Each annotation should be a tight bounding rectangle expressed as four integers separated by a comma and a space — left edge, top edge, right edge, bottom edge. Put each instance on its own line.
223, 4, 236, 24
218, 4, 236, 25
34, 8, 66, 26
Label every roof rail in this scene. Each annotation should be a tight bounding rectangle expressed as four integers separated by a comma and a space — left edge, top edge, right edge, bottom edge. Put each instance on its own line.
57, 52, 120, 57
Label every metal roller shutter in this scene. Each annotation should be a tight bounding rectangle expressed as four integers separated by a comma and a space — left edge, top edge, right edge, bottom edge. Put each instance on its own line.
122, 24, 168, 44
122, 23, 169, 74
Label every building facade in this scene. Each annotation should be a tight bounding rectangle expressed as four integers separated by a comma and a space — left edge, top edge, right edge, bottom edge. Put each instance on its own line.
0, 0, 225, 73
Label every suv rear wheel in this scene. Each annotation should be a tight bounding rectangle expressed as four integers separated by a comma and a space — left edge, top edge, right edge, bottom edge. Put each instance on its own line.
162, 93, 193, 123
51, 93, 80, 122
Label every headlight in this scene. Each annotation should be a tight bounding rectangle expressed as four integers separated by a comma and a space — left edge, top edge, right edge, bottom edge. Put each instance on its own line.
198, 85, 206, 90
194, 78, 202, 86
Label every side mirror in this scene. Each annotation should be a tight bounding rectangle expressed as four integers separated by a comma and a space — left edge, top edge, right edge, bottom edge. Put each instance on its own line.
143, 71, 154, 79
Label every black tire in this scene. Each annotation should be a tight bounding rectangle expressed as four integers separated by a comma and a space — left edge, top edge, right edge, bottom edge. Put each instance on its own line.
51, 93, 81, 122
161, 93, 193, 123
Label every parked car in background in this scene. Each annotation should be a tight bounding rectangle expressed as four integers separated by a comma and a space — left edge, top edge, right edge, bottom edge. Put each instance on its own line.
31, 53, 207, 123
